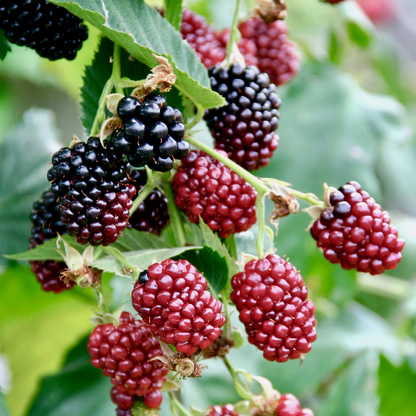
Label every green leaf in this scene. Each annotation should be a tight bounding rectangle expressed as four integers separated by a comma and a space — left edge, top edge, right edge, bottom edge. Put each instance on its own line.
328, 31, 344, 64
164, 0, 183, 31
378, 355, 416, 416
319, 351, 380, 416
188, 221, 237, 280
50, 0, 225, 109
340, 1, 373, 48
0, 29, 11, 61
111, 228, 173, 251
80, 37, 186, 133
0, 109, 62, 270
0, 390, 11, 416
27, 336, 115, 416
180, 245, 228, 295
91, 246, 202, 275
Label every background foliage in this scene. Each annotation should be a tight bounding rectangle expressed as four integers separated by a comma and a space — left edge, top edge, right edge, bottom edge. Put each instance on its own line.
0, 0, 415, 415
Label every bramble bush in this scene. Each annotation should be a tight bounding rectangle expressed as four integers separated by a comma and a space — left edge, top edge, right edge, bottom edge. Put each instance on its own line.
0, 0, 416, 416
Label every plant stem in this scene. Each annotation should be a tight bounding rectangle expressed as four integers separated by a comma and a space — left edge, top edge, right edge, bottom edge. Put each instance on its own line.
90, 78, 114, 136
225, 0, 242, 63
112, 43, 124, 95
185, 104, 204, 130
221, 290, 232, 339
289, 188, 325, 206
102, 246, 137, 273
168, 392, 191, 416
129, 171, 164, 215
226, 234, 238, 259
163, 175, 187, 247
255, 194, 265, 259
95, 283, 108, 315
222, 355, 238, 379
186, 135, 269, 195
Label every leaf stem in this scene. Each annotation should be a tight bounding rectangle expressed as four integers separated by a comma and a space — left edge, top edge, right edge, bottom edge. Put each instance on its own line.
168, 392, 191, 416
102, 246, 138, 279
222, 355, 238, 379
163, 174, 187, 247
289, 188, 325, 206
255, 194, 265, 259
185, 104, 204, 130
94, 283, 108, 315
185, 135, 269, 195
129, 171, 164, 215
112, 43, 124, 95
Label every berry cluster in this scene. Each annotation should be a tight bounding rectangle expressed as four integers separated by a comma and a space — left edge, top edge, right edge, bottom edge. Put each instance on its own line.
132, 259, 226, 356
172, 150, 258, 238
238, 18, 299, 86
204, 63, 280, 171
180, 9, 225, 68
29, 189, 73, 293
87, 312, 167, 409
230, 254, 317, 362
127, 169, 170, 235
47, 137, 134, 246
310, 181, 405, 275
207, 404, 239, 416
0, 0, 88, 60
276, 394, 314, 416
114, 94, 189, 172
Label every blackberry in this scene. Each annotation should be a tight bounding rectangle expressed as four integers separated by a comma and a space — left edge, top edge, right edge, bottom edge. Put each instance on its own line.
29, 189, 73, 293
47, 137, 134, 246
204, 63, 281, 171
0, 0, 88, 61
214, 28, 259, 67
114, 94, 189, 172
310, 181, 405, 275
180, 9, 226, 68
116, 409, 131, 416
276, 394, 314, 416
132, 259, 226, 356
87, 312, 168, 399
208, 405, 239, 416
172, 150, 258, 238
238, 18, 299, 86
230, 254, 317, 362
127, 170, 170, 235
112, 387, 135, 411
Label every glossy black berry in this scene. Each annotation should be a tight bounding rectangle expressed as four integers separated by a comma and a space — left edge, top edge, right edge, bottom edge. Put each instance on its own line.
0, 0, 88, 61
117, 97, 141, 122
139, 270, 150, 284
204, 63, 281, 171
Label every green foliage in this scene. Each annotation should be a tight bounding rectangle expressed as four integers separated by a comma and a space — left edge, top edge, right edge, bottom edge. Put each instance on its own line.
49, 0, 225, 109
0, 109, 62, 269
164, 0, 183, 31
0, 390, 10, 416
0, 30, 10, 61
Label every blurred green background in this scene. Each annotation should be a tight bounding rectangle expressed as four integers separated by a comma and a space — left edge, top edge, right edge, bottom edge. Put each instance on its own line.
0, 0, 415, 415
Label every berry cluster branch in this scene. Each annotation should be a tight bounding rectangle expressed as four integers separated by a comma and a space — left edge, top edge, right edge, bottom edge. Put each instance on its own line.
169, 391, 191, 416
224, 0, 244, 66
129, 170, 164, 215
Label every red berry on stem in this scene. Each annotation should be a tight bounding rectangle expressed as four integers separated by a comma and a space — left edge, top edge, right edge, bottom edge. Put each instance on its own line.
87, 312, 168, 399
172, 150, 258, 237
208, 404, 240, 416
132, 259, 226, 356
230, 255, 317, 362
311, 181, 405, 275
143, 390, 163, 409
275, 394, 314, 416
238, 18, 299, 86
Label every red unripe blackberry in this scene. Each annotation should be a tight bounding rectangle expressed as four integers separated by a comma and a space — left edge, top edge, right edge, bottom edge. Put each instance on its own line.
0, 0, 88, 61
29, 189, 73, 293
204, 63, 281, 171
115, 94, 189, 172
87, 312, 168, 399
230, 254, 317, 362
310, 181, 405, 275
238, 18, 298, 86
356, 0, 395, 24
142, 390, 163, 408
180, 9, 226, 68
276, 394, 314, 416
132, 259, 226, 356
47, 137, 134, 246
127, 169, 170, 235
214, 28, 259, 67
112, 387, 135, 410
172, 150, 257, 238
208, 404, 239, 416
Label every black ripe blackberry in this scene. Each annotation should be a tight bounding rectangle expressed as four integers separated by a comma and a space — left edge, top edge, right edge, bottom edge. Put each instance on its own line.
29, 189, 74, 293
0, 0, 88, 61
204, 63, 281, 171
47, 137, 135, 246
113, 93, 189, 172
127, 170, 170, 235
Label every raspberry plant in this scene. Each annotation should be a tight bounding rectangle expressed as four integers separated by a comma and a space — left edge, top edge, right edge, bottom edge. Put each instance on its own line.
0, 1, 415, 416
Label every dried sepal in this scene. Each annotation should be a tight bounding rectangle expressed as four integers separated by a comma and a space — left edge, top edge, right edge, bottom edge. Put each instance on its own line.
254, 0, 287, 22
106, 93, 124, 115
323, 183, 338, 207
132, 54, 177, 100
99, 116, 122, 146
68, 134, 82, 149
302, 205, 327, 231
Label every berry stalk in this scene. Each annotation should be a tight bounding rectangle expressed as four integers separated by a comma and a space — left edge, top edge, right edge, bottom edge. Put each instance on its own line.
112, 43, 124, 95
129, 171, 164, 214
90, 78, 114, 136
163, 175, 187, 247
225, 0, 244, 65
168, 392, 191, 416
